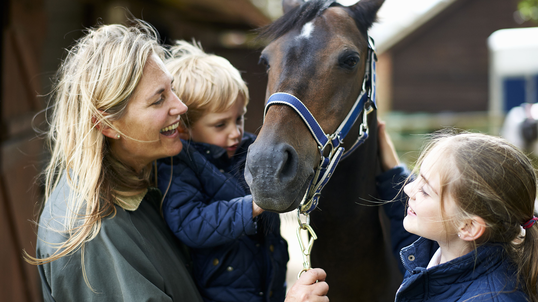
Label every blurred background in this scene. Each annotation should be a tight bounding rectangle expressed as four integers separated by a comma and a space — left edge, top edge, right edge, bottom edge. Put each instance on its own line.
1, 0, 537, 300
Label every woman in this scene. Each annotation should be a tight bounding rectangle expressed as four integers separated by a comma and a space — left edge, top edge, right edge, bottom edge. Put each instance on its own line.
27, 20, 202, 301
27, 20, 327, 302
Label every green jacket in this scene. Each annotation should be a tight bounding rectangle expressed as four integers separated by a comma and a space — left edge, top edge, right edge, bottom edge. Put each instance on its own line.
36, 175, 203, 302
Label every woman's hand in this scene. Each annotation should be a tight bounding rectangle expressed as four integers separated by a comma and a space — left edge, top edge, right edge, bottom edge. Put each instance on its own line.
285, 268, 329, 302
378, 119, 400, 172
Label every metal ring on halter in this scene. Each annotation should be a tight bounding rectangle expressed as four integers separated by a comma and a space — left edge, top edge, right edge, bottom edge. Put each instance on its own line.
297, 209, 311, 226
359, 104, 370, 137
319, 139, 334, 158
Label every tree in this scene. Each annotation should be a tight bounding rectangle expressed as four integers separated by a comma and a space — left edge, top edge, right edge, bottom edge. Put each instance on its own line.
518, 0, 538, 22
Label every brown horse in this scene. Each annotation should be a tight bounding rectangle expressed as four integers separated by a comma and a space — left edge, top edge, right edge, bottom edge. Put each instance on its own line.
245, 0, 402, 300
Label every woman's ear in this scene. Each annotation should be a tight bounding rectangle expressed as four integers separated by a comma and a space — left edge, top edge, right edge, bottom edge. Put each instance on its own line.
93, 112, 120, 139
458, 216, 486, 242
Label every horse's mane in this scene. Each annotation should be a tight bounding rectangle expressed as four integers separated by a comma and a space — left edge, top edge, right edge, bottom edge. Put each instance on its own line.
257, 0, 339, 42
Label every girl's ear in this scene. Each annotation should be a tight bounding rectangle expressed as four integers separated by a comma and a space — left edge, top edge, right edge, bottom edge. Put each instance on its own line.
458, 216, 486, 242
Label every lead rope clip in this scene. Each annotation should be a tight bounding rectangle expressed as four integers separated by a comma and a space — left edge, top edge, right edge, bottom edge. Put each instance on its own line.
296, 211, 318, 279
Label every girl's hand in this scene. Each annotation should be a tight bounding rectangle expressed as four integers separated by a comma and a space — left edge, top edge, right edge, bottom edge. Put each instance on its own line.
378, 119, 400, 172
285, 268, 329, 302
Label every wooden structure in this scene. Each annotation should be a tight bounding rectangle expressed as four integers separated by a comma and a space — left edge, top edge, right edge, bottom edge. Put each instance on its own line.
378, 0, 536, 113
1, 0, 271, 301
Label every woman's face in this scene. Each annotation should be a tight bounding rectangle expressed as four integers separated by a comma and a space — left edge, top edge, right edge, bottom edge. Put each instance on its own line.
109, 53, 187, 172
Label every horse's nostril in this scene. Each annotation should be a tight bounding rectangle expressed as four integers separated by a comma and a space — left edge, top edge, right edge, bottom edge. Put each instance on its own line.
276, 144, 298, 182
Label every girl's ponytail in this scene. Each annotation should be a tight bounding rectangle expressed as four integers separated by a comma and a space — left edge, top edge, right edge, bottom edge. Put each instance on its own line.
519, 222, 538, 300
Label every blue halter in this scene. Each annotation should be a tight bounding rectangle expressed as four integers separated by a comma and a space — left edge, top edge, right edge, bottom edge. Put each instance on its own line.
263, 37, 377, 214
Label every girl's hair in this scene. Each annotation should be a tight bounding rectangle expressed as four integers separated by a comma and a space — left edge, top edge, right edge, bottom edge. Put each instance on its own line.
26, 20, 164, 272
165, 40, 249, 128
412, 130, 538, 300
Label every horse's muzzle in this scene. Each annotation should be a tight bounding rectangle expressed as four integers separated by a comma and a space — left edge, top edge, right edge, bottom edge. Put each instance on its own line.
245, 141, 313, 213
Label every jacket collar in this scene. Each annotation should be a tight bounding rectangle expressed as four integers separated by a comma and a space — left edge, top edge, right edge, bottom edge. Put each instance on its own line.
400, 237, 507, 284
114, 189, 148, 211
185, 132, 256, 160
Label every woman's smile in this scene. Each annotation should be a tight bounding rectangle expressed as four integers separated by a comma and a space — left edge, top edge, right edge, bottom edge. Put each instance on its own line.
161, 120, 180, 136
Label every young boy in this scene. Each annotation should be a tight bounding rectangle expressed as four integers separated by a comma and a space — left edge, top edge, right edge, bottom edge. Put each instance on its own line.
157, 41, 289, 302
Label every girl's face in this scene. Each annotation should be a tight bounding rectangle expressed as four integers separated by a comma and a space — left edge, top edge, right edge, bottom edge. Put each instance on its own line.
403, 147, 461, 244
109, 54, 187, 172
190, 95, 245, 158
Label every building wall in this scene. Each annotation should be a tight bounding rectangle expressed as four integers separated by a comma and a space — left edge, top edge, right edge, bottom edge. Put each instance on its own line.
389, 0, 534, 113
1, 0, 46, 301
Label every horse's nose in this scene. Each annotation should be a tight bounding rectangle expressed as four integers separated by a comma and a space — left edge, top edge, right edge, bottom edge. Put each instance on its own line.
245, 141, 304, 212
245, 142, 298, 186
274, 143, 299, 182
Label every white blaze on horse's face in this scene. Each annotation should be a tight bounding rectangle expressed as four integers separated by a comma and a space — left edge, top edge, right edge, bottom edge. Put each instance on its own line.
336, 0, 361, 6
296, 21, 315, 40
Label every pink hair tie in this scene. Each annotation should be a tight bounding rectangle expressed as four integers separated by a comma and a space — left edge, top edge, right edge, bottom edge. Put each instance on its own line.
522, 216, 538, 229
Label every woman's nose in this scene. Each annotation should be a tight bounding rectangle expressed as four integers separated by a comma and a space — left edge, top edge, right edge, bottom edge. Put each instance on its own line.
170, 94, 187, 116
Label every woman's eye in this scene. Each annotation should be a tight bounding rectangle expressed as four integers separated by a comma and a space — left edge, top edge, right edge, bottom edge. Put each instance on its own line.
215, 123, 225, 128
236, 116, 244, 124
153, 96, 164, 105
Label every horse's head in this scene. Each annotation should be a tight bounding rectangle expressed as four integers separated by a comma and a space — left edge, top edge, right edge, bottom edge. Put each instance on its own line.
245, 0, 384, 212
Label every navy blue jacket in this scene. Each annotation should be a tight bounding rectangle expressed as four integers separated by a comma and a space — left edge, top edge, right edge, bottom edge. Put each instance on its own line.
378, 166, 528, 301
157, 133, 289, 302
396, 238, 527, 301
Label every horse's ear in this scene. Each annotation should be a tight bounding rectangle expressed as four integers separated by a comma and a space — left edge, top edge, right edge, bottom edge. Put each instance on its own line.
348, 0, 385, 30
283, 0, 304, 14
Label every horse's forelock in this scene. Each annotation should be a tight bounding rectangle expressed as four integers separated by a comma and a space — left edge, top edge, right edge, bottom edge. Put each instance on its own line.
257, 0, 339, 42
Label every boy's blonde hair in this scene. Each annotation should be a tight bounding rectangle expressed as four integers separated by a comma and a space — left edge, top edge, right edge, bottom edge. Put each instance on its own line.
411, 130, 538, 300
165, 40, 249, 128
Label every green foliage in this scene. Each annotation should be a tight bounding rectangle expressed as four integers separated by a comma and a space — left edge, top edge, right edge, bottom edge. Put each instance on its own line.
518, 0, 538, 22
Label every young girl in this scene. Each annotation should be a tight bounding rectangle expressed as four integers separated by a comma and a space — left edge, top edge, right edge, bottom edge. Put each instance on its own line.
377, 122, 538, 301
157, 41, 288, 302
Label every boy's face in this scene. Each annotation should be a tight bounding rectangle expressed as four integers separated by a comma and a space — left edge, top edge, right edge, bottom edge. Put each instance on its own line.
190, 95, 246, 158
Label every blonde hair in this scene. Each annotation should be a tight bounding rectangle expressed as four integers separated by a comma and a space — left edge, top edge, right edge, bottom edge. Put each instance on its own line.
26, 21, 163, 275
165, 40, 249, 128
411, 130, 538, 300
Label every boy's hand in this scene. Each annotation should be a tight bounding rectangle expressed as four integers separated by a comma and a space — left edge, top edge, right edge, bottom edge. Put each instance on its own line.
252, 200, 264, 217
285, 268, 329, 302
378, 119, 400, 172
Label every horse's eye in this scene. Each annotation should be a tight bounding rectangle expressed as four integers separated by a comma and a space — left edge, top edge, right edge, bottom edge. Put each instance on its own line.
343, 56, 359, 69
258, 57, 270, 73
